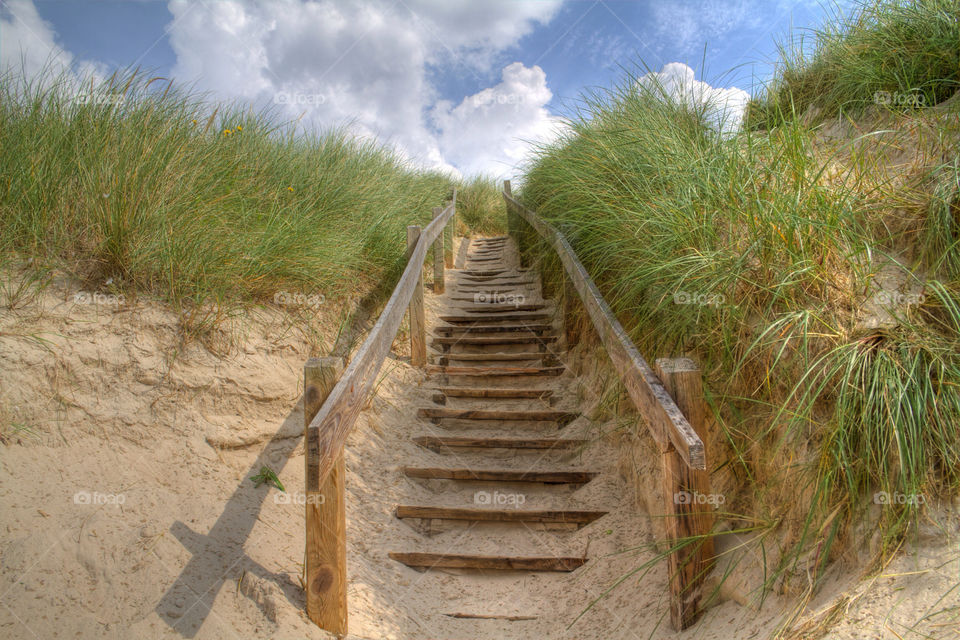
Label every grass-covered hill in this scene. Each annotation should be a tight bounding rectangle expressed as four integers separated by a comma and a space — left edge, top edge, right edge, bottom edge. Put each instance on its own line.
519, 0, 960, 589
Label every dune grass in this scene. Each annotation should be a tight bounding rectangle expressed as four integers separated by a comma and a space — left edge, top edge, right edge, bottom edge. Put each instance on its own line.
746, 0, 960, 128
454, 175, 508, 235
0, 68, 466, 315
519, 0, 960, 592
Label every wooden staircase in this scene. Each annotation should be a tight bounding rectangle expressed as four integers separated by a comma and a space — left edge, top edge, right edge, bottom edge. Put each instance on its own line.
390, 235, 608, 574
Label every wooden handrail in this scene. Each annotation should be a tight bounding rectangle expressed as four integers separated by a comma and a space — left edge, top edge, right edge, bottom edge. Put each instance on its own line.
502, 190, 705, 470
305, 201, 455, 492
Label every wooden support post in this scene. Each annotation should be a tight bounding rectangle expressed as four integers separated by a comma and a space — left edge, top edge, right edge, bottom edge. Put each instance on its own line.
444, 188, 456, 268
654, 358, 714, 631
406, 225, 426, 367
304, 357, 347, 636
504, 179, 518, 252
432, 207, 445, 294
562, 273, 579, 348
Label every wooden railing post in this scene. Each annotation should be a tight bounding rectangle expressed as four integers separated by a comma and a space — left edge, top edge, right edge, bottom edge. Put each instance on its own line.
304, 357, 347, 635
432, 206, 445, 294
504, 180, 520, 261
654, 358, 714, 630
562, 273, 579, 348
444, 188, 456, 268
406, 225, 426, 367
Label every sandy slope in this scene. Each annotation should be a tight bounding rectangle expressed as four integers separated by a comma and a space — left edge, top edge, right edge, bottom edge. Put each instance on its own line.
1, 255, 957, 639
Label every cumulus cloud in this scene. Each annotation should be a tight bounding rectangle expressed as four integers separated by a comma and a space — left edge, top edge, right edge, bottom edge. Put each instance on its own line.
165, 0, 563, 175
433, 62, 563, 177
638, 62, 749, 134
1, 0, 73, 79
1, 0, 106, 88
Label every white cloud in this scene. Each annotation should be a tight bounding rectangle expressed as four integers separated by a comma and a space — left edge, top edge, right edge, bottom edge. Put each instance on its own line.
164, 0, 563, 175
638, 62, 749, 134
1, 0, 73, 79
433, 62, 564, 178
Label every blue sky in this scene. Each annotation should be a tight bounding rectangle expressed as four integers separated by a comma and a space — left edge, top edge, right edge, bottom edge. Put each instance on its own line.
2, 0, 854, 176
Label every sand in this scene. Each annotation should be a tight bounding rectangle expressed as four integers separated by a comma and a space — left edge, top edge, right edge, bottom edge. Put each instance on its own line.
1, 251, 957, 639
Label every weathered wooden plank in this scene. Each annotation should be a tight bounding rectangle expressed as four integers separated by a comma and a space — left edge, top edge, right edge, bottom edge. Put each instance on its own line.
389, 552, 585, 572
425, 365, 563, 376
395, 505, 607, 524
437, 387, 553, 398
429, 336, 557, 346
433, 323, 552, 335
306, 202, 455, 490
444, 188, 456, 268
437, 352, 550, 363
402, 467, 598, 484
655, 358, 714, 630
439, 312, 550, 323
303, 358, 347, 635
432, 207, 445, 294
417, 408, 578, 423
454, 236, 470, 269
413, 436, 584, 450
503, 192, 705, 470
407, 226, 427, 367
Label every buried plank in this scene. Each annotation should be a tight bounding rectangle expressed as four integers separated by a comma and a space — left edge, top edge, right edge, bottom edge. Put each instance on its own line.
417, 408, 577, 423
426, 365, 563, 377
440, 313, 549, 323
433, 324, 552, 335
448, 303, 547, 313
437, 387, 553, 398
395, 505, 607, 524
437, 351, 559, 366
389, 552, 585, 572
430, 336, 557, 347
413, 436, 585, 450
402, 467, 598, 484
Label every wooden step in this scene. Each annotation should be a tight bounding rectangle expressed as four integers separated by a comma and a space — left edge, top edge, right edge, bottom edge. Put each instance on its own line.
436, 353, 553, 365
440, 313, 549, 323
448, 296, 540, 304
427, 365, 564, 377
402, 467, 598, 484
430, 336, 557, 347
434, 324, 552, 335
449, 304, 547, 313
437, 387, 553, 399
413, 436, 586, 450
418, 408, 578, 423
389, 552, 585, 572
395, 505, 607, 525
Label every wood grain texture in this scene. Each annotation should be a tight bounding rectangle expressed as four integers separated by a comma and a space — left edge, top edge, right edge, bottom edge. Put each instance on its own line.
305, 202, 454, 490
303, 357, 346, 635
389, 552, 585, 572
402, 467, 598, 484
413, 436, 584, 450
395, 505, 607, 524
503, 192, 705, 470
432, 207, 445, 294
444, 188, 456, 268
407, 225, 427, 367
655, 358, 715, 631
